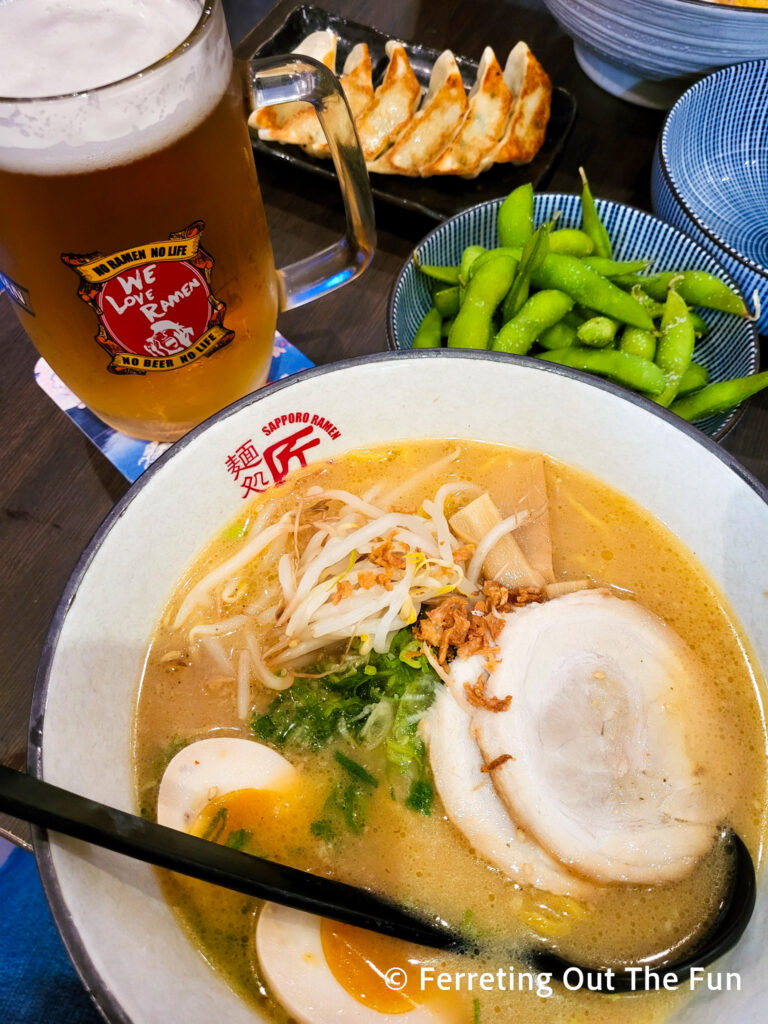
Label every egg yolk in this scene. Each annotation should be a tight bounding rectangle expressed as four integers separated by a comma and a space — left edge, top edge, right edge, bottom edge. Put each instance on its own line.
191, 786, 299, 854
321, 919, 425, 1014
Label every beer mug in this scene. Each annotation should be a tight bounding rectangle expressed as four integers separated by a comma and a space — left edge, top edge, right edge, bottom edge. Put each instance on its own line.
0, 0, 375, 441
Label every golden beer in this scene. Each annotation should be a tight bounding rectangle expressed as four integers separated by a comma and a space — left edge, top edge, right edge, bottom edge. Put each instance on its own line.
0, 74, 277, 440
0, 0, 374, 441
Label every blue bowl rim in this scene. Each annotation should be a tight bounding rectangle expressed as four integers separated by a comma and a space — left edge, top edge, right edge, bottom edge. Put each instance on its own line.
385, 191, 759, 442
658, 58, 768, 286
546, 0, 768, 16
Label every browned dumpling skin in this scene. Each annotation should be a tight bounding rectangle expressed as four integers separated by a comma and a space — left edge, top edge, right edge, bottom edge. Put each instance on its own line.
493, 41, 551, 166
260, 43, 374, 155
354, 40, 422, 162
368, 50, 468, 176
424, 47, 513, 178
303, 43, 375, 158
251, 30, 337, 132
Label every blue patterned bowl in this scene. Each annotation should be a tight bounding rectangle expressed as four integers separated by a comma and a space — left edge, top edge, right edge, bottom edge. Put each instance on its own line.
652, 60, 768, 335
387, 193, 759, 440
542, 0, 768, 110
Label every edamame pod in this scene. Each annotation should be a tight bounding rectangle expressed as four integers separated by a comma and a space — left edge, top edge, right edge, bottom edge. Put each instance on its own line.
434, 286, 460, 318
460, 245, 486, 284
549, 229, 595, 257
579, 167, 612, 259
670, 371, 768, 422
677, 362, 709, 397
689, 311, 709, 338
629, 285, 665, 320
531, 254, 655, 330
613, 271, 748, 317
448, 255, 517, 349
619, 326, 657, 361
468, 247, 521, 279
582, 257, 650, 278
538, 347, 666, 395
537, 320, 578, 350
412, 307, 442, 349
493, 290, 574, 355
502, 224, 550, 323
498, 184, 534, 248
654, 288, 695, 407
577, 316, 618, 348
415, 261, 461, 285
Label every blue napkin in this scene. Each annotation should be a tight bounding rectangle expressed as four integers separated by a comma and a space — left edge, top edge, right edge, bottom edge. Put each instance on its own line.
34, 332, 314, 482
0, 847, 103, 1024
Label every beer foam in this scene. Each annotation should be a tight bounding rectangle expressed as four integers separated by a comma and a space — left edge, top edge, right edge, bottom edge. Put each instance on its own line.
0, 0, 233, 175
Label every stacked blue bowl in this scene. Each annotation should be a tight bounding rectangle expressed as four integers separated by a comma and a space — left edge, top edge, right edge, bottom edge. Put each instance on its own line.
652, 59, 768, 334
543, 0, 768, 110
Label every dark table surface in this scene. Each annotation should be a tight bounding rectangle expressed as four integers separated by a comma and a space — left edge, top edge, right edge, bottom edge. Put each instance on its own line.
2, 0, 767, 848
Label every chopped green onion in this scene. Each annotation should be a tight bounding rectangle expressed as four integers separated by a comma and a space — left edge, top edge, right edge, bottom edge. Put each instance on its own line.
334, 751, 378, 788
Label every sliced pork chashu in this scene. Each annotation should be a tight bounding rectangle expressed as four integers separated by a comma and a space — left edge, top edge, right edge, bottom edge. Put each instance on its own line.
424, 687, 594, 898
368, 49, 468, 176
472, 590, 719, 885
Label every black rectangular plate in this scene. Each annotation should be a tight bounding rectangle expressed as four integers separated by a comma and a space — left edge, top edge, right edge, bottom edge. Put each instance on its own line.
244, 4, 577, 222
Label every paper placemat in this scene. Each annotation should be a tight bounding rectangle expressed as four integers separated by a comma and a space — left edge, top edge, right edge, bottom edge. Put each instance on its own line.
34, 332, 314, 482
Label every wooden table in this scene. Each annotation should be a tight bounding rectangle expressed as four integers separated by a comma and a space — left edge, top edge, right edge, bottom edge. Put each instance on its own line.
2, 0, 767, 848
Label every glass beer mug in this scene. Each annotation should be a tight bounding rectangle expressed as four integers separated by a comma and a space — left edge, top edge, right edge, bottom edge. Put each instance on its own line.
0, 0, 375, 441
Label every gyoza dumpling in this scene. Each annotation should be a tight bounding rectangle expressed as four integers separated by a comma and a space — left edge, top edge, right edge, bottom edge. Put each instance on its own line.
303, 43, 375, 158
368, 50, 468, 176
260, 43, 374, 152
493, 42, 551, 166
354, 40, 422, 162
251, 30, 337, 133
424, 47, 513, 178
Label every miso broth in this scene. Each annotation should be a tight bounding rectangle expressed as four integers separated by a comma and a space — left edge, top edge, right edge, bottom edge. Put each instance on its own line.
134, 441, 768, 1023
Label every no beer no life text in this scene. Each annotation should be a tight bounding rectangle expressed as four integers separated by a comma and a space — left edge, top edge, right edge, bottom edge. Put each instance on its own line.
384, 966, 743, 998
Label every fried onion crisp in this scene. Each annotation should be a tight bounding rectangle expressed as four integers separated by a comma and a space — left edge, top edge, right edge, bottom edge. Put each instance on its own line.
414, 583, 545, 668
464, 676, 512, 713
481, 753, 515, 773
332, 579, 354, 605
370, 530, 409, 571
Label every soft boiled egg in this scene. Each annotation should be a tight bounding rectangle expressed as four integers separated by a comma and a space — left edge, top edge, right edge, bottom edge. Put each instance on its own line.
156, 736, 299, 836
256, 902, 447, 1023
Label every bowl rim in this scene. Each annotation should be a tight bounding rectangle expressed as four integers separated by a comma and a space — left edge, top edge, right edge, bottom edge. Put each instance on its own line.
658, 58, 768, 286
386, 192, 759, 441
28, 349, 768, 1024
545, 0, 768, 16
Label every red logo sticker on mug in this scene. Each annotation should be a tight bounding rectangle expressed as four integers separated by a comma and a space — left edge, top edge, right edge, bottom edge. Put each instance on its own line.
61, 221, 234, 375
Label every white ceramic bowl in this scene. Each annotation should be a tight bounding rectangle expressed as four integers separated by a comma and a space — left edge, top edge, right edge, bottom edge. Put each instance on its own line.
31, 353, 768, 1023
542, 0, 768, 109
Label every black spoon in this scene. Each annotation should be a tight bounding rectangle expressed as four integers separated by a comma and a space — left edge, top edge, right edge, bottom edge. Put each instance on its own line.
0, 765, 755, 993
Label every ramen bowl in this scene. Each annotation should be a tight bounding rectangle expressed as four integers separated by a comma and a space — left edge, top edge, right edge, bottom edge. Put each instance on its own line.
31, 353, 768, 1023
652, 59, 768, 334
387, 193, 759, 440
542, 0, 768, 109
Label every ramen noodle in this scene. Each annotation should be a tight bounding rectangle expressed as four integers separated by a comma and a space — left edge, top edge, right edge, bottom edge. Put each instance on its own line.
135, 440, 767, 1023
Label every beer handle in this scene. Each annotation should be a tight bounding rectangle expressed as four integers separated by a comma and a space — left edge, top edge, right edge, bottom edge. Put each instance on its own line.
244, 55, 376, 311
